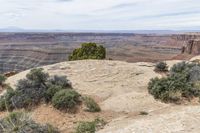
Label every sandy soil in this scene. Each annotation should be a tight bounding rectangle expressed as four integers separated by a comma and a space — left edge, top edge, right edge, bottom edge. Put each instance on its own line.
4, 59, 200, 133
32, 104, 122, 133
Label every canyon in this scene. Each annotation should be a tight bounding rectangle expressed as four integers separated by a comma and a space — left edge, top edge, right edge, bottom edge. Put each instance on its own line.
1, 32, 200, 133
0, 32, 184, 73
1, 32, 200, 73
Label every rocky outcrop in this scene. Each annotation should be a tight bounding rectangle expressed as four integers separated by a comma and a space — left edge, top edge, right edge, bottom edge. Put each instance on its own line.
182, 40, 200, 54
174, 33, 200, 55
175, 33, 200, 41
6, 59, 200, 133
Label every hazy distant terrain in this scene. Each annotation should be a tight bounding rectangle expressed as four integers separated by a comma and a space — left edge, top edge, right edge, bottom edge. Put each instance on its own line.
0, 32, 183, 73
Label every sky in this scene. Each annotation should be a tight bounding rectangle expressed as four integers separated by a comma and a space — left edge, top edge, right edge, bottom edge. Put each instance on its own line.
0, 0, 200, 31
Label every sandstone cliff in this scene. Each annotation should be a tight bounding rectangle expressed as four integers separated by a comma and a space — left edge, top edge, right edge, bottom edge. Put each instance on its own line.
175, 33, 200, 55
182, 40, 200, 55
175, 33, 200, 41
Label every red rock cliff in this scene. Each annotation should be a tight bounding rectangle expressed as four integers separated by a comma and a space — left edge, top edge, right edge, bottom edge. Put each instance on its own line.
182, 40, 200, 55
175, 33, 200, 55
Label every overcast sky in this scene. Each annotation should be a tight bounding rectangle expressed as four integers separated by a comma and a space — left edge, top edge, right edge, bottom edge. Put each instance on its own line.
0, 0, 200, 30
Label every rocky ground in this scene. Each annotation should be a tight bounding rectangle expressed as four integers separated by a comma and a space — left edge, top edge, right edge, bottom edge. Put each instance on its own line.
3, 59, 200, 133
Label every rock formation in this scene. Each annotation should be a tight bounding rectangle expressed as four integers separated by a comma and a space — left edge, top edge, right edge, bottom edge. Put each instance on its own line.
5, 59, 200, 133
0, 47, 71, 73
182, 40, 200, 55
175, 33, 200, 41
175, 33, 200, 55
0, 32, 182, 73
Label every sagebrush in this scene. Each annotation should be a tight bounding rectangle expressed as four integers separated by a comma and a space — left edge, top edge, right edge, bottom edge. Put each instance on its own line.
75, 118, 106, 133
154, 61, 168, 72
0, 68, 74, 111
52, 89, 81, 111
83, 96, 101, 112
0, 112, 59, 133
149, 61, 200, 103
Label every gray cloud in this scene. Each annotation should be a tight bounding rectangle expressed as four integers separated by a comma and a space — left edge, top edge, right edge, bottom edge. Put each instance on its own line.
111, 2, 138, 9
56, 0, 74, 2
0, 0, 200, 30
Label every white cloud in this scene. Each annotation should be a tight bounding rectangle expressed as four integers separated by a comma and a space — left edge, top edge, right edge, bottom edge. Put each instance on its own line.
0, 0, 200, 30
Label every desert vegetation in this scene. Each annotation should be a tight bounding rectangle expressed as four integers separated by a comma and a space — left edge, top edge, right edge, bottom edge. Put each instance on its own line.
68, 43, 106, 61
0, 68, 100, 113
52, 89, 81, 111
83, 96, 101, 112
0, 68, 75, 111
154, 61, 168, 72
0, 74, 6, 86
75, 118, 106, 133
0, 67, 104, 132
0, 111, 59, 133
2, 56, 200, 132
149, 61, 200, 103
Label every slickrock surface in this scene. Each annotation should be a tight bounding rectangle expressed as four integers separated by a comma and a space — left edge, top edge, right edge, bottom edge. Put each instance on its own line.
5, 59, 200, 133
6, 60, 167, 113
98, 105, 200, 133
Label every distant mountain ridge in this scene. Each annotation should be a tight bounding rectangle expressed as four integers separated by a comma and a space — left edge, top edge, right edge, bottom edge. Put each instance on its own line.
0, 27, 195, 34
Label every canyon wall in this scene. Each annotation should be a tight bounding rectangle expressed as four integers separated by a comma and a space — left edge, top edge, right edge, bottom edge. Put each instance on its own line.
0, 33, 182, 73
182, 40, 200, 55
175, 33, 200, 55
0, 47, 70, 73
